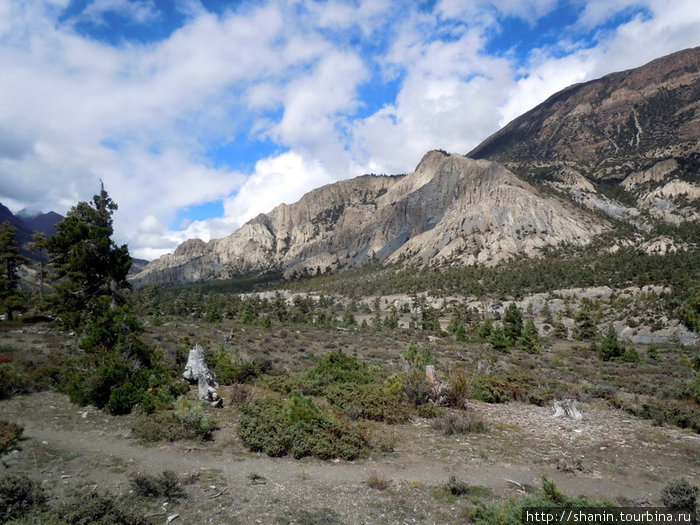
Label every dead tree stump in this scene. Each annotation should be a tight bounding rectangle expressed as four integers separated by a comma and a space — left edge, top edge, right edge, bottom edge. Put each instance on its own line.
552, 399, 582, 420
183, 344, 222, 408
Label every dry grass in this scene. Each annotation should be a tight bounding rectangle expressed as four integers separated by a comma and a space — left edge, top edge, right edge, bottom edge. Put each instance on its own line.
366, 472, 391, 491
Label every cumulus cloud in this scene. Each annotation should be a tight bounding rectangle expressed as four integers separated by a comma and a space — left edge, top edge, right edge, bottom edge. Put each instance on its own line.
0, 0, 698, 260
224, 151, 335, 227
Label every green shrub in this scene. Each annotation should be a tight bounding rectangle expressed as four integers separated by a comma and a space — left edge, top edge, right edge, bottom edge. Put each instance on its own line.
131, 400, 218, 442
0, 363, 32, 399
0, 473, 47, 523
55, 490, 148, 525
403, 343, 434, 369
661, 479, 698, 512
0, 419, 23, 454
402, 373, 432, 406
130, 470, 185, 500
237, 394, 369, 460
620, 347, 640, 363
210, 346, 262, 385
305, 350, 378, 391
325, 383, 409, 423
469, 376, 511, 403
599, 324, 625, 361
466, 476, 613, 525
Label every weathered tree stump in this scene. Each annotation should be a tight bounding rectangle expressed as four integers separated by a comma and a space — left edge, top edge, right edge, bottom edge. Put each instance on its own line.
552, 399, 582, 420
425, 365, 448, 404
183, 344, 222, 408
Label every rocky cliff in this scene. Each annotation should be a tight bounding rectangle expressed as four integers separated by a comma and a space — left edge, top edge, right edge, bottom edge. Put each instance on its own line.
133, 152, 609, 285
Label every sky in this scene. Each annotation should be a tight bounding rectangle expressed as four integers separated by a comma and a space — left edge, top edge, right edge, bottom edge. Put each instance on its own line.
0, 0, 698, 260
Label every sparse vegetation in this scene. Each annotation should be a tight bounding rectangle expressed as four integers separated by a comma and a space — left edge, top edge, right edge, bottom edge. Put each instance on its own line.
130, 470, 186, 500
0, 419, 23, 454
366, 472, 391, 490
431, 410, 486, 434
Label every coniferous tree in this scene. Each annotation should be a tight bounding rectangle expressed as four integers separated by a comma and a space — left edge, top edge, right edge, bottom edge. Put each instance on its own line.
0, 222, 29, 320
574, 305, 597, 341
503, 302, 523, 344
519, 319, 540, 353
47, 184, 132, 330
599, 324, 625, 361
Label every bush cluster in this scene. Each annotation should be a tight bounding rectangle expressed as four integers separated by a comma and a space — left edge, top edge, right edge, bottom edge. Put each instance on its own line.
0, 419, 23, 454
131, 398, 218, 442
130, 470, 186, 500
466, 476, 614, 524
661, 478, 698, 513
59, 308, 177, 415
0, 473, 150, 524
0, 363, 32, 399
0, 473, 47, 523
237, 392, 369, 460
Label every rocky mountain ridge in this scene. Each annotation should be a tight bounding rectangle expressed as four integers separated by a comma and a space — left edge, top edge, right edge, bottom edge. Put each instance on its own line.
469, 46, 700, 228
133, 47, 699, 286
134, 153, 609, 285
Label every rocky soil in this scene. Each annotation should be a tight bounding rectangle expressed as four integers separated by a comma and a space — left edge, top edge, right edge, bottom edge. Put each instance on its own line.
2, 390, 698, 525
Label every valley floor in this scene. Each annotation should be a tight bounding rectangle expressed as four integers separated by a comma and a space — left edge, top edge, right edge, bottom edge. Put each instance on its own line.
2, 389, 698, 524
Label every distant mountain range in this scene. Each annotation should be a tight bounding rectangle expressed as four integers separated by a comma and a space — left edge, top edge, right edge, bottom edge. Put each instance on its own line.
0, 203, 63, 257
132, 46, 699, 286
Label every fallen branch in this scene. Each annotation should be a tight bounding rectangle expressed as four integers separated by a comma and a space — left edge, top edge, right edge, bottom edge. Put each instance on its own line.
504, 478, 526, 492
209, 486, 229, 499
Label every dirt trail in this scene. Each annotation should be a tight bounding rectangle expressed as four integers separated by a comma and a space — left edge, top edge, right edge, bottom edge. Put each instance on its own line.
3, 392, 696, 524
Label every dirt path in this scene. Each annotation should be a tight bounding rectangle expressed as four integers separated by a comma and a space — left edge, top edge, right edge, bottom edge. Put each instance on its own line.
2, 392, 698, 524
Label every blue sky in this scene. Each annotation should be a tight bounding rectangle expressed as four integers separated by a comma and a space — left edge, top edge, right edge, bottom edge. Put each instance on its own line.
0, 0, 698, 260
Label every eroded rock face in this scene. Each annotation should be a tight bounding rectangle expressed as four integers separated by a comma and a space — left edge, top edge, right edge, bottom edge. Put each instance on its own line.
133, 152, 608, 285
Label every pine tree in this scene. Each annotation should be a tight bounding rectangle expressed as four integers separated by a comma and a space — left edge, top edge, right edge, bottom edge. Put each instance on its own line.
489, 325, 509, 352
47, 183, 132, 330
519, 319, 540, 353
599, 324, 625, 361
0, 222, 29, 320
503, 302, 523, 344
574, 305, 597, 341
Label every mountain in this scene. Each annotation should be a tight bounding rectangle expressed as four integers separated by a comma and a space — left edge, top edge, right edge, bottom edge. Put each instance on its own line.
133, 47, 699, 286
0, 202, 37, 250
134, 152, 608, 285
17, 209, 63, 237
468, 46, 700, 227
0, 203, 63, 258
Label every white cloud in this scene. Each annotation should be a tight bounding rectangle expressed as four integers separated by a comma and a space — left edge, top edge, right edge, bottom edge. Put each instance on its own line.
224, 151, 335, 227
77, 0, 160, 25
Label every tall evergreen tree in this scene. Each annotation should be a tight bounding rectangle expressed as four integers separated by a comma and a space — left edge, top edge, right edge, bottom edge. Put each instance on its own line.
502, 302, 523, 344
0, 221, 29, 320
47, 184, 132, 330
